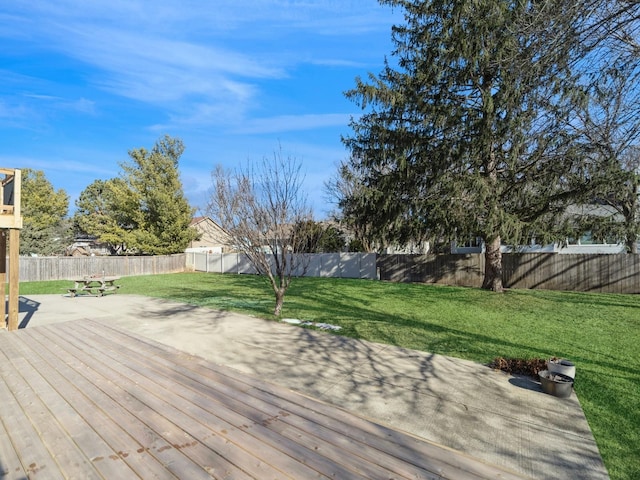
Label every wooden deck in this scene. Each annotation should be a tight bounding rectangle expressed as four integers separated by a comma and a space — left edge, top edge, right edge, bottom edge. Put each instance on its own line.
0, 320, 525, 479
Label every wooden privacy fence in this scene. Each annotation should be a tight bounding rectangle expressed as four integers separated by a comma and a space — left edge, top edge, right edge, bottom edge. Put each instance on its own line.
186, 252, 378, 279
16, 252, 639, 294
16, 254, 186, 282
378, 253, 640, 294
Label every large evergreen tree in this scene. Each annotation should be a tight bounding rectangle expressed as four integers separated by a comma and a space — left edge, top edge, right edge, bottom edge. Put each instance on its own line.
342, 0, 592, 291
117, 135, 198, 254
73, 179, 132, 254
74, 135, 198, 254
20, 168, 71, 256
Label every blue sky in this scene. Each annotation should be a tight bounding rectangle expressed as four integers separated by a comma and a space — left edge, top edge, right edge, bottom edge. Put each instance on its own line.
0, 1, 399, 218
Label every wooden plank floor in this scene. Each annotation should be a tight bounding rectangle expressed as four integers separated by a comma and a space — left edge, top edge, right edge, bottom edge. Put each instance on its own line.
0, 320, 526, 480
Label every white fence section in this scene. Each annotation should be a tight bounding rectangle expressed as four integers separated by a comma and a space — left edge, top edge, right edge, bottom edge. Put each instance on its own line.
186, 252, 378, 279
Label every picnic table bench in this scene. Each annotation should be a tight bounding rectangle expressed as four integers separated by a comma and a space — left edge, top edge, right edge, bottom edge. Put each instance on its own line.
68, 275, 121, 297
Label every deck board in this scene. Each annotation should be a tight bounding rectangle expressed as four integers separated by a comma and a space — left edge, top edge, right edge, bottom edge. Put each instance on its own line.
23, 325, 253, 480
54, 323, 362, 480
0, 320, 527, 479
6, 327, 181, 480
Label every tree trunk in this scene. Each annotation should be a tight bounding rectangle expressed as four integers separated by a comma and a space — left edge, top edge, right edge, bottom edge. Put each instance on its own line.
482, 236, 504, 292
273, 288, 285, 316
625, 224, 638, 253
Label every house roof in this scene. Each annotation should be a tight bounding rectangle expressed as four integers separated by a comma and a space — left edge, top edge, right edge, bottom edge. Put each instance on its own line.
190, 216, 228, 231
190, 216, 207, 227
190, 216, 231, 239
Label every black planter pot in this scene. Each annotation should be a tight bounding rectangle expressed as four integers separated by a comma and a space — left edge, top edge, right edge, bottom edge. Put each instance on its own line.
538, 370, 574, 398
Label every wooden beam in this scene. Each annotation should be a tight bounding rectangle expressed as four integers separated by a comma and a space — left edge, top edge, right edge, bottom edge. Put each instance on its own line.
0, 231, 5, 329
7, 229, 19, 331
12, 170, 20, 225
0, 169, 22, 229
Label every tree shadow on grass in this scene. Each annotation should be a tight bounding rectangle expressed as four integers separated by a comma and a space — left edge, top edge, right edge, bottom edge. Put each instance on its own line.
163, 277, 640, 380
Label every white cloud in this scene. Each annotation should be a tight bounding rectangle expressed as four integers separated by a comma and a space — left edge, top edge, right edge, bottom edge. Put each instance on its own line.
21, 94, 96, 115
71, 98, 96, 115
0, 155, 115, 178
234, 113, 353, 134
149, 99, 252, 132
0, 100, 28, 119
47, 24, 283, 106
2, 0, 394, 133
0, 100, 45, 130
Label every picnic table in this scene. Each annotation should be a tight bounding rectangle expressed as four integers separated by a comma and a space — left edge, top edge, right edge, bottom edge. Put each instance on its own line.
68, 275, 121, 297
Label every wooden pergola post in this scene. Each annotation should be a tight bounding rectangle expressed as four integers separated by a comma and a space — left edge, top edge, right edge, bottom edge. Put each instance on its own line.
0, 169, 22, 331
7, 229, 19, 330
0, 231, 5, 326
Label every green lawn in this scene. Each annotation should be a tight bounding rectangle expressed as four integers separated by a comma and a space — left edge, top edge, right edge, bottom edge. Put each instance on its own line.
20, 272, 640, 480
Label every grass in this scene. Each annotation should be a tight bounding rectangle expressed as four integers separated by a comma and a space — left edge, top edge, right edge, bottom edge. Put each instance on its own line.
20, 272, 640, 480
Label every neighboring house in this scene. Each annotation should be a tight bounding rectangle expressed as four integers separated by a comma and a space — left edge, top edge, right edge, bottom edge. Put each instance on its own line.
451, 204, 628, 254
382, 240, 431, 254
451, 237, 626, 255
66, 235, 111, 256
560, 203, 629, 253
187, 217, 231, 253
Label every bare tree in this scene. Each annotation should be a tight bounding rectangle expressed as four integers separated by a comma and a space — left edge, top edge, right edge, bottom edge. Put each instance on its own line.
325, 159, 381, 253
583, 0, 640, 58
206, 149, 312, 316
572, 1, 640, 252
